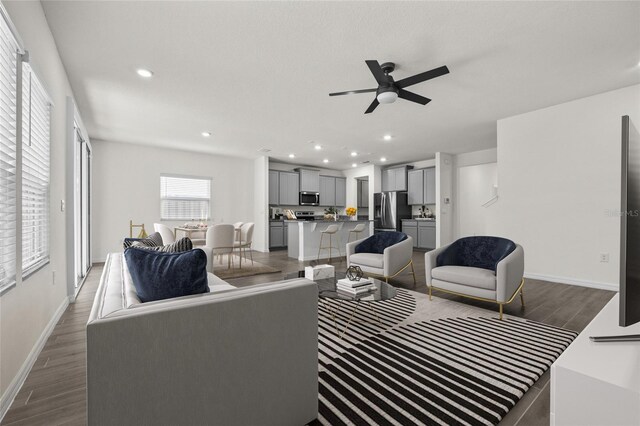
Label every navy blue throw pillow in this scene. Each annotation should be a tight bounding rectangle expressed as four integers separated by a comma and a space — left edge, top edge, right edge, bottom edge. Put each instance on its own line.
355, 232, 408, 254
124, 248, 209, 303
436, 236, 516, 272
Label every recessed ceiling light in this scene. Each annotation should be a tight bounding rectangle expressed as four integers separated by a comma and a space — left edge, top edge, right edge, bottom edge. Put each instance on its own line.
323, 159, 329, 163
314, 145, 322, 150
383, 135, 392, 141
201, 131, 211, 137
288, 154, 295, 158
136, 68, 154, 78
350, 151, 358, 157
352, 163, 357, 168
380, 157, 387, 162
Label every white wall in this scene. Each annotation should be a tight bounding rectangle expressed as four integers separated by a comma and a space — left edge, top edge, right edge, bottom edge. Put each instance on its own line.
453, 148, 498, 239
253, 156, 269, 252
457, 163, 497, 237
0, 0, 77, 413
92, 140, 255, 261
488, 84, 640, 290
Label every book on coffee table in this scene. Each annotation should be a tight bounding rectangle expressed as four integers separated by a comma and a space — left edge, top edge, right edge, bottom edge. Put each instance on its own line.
337, 278, 373, 288
336, 282, 376, 294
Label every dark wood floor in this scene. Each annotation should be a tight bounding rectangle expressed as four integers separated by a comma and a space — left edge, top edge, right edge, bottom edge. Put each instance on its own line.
1, 250, 615, 426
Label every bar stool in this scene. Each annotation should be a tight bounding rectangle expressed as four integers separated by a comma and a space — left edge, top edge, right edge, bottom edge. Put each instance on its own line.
317, 224, 341, 263
347, 223, 366, 243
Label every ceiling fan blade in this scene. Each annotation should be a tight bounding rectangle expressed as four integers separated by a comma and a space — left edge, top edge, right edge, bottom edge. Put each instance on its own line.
398, 89, 431, 105
395, 65, 450, 89
329, 88, 377, 97
365, 60, 387, 85
364, 98, 379, 114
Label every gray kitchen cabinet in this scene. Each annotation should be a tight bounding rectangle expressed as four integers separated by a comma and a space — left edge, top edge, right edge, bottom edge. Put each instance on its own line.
424, 167, 436, 204
269, 170, 279, 205
382, 166, 410, 191
284, 224, 288, 246
319, 175, 335, 206
402, 221, 418, 248
361, 180, 369, 208
278, 171, 299, 206
335, 177, 346, 207
418, 222, 436, 249
357, 180, 369, 208
394, 167, 407, 191
382, 168, 395, 192
299, 168, 320, 193
269, 222, 284, 248
319, 175, 346, 207
407, 167, 436, 205
407, 169, 424, 205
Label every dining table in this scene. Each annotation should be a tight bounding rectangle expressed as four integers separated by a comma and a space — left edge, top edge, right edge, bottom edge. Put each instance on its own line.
173, 226, 208, 240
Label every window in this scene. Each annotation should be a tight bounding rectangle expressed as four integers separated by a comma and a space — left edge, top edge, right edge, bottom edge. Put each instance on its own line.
21, 63, 50, 276
160, 175, 211, 221
0, 14, 18, 290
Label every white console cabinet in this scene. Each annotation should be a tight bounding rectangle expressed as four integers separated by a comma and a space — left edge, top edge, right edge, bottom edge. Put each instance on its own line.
551, 294, 640, 425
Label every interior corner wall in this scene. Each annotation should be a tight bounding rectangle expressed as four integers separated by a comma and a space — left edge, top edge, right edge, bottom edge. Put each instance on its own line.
436, 153, 454, 247
488, 84, 640, 289
91, 140, 255, 261
254, 156, 268, 252
0, 0, 76, 410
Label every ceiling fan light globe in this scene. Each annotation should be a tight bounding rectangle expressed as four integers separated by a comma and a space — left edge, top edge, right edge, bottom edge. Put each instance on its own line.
377, 91, 398, 104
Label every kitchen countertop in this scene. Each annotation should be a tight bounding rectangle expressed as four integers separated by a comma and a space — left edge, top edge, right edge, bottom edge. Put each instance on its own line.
402, 218, 436, 222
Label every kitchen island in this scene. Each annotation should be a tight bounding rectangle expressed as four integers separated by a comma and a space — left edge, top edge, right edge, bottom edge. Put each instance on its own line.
286, 220, 373, 261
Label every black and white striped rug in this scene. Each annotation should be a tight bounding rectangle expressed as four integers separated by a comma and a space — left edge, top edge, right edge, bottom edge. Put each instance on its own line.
315, 295, 577, 425
318, 288, 417, 364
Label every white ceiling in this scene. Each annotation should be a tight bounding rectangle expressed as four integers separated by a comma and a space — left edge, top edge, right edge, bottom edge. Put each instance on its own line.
39, 1, 640, 170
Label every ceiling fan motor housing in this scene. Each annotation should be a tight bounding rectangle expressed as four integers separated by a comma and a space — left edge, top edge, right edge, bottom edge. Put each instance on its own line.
377, 84, 399, 104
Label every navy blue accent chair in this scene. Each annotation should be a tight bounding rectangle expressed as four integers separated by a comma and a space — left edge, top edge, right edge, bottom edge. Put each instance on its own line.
436, 236, 517, 272
355, 231, 408, 254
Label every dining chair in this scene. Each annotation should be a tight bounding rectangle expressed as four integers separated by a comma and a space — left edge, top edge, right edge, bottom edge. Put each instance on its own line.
185, 222, 206, 246
205, 224, 236, 269
232, 221, 244, 244
154, 223, 176, 245
233, 222, 255, 268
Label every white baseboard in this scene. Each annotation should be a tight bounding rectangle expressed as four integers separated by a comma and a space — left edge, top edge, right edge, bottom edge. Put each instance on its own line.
0, 296, 70, 422
524, 272, 618, 292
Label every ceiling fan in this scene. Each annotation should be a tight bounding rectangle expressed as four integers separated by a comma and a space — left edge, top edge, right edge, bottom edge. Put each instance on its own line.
329, 60, 449, 114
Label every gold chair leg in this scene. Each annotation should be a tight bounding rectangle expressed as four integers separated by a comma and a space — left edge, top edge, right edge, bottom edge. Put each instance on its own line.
499, 303, 504, 320
410, 260, 417, 287
317, 233, 323, 262
249, 246, 254, 266
428, 285, 432, 301
520, 285, 525, 308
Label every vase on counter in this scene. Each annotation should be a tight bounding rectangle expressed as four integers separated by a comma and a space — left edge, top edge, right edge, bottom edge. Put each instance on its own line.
350, 215, 357, 221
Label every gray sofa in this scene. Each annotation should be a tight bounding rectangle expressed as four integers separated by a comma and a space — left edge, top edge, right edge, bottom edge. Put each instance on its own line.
87, 252, 318, 426
425, 237, 525, 319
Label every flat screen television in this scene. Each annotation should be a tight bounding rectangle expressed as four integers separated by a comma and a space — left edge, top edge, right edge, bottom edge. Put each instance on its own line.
620, 115, 640, 327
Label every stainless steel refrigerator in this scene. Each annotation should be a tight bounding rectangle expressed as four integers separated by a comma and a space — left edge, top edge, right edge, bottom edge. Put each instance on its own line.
374, 192, 412, 232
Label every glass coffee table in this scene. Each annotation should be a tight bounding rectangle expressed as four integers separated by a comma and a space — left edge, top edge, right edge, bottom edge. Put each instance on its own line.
285, 270, 397, 339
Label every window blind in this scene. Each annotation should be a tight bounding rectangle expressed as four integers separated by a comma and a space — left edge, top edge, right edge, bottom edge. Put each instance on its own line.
0, 15, 18, 290
21, 63, 50, 276
160, 175, 211, 221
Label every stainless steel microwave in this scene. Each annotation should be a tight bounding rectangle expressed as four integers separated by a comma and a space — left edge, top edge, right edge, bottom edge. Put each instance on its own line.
299, 192, 319, 206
